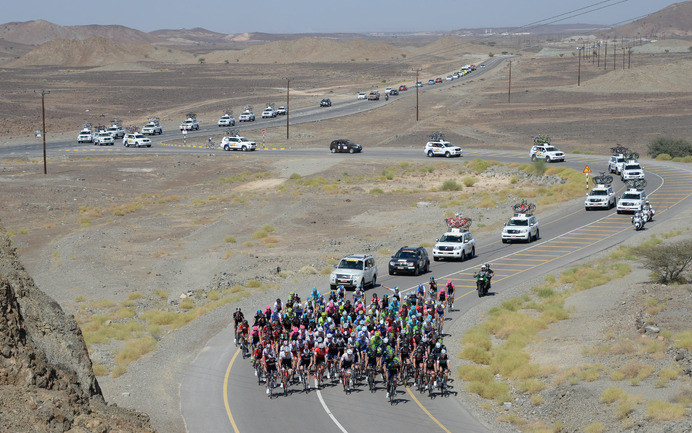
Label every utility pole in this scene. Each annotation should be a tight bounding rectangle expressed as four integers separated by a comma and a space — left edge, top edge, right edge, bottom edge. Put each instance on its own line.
415, 69, 419, 121
284, 78, 290, 140
622, 47, 625, 70
577, 48, 581, 87
35, 89, 50, 175
508, 61, 512, 103
613, 43, 616, 71
604, 42, 607, 70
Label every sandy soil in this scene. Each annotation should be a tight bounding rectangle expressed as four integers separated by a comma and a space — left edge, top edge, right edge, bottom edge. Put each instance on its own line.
1, 42, 692, 432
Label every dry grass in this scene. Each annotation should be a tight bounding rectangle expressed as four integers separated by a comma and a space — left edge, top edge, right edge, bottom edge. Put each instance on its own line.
646, 400, 687, 421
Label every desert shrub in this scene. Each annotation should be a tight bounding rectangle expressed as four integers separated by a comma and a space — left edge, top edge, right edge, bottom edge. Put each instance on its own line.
369, 188, 384, 194
674, 330, 692, 350
600, 387, 628, 403
298, 266, 317, 274
463, 176, 477, 187
635, 240, 692, 283
646, 400, 686, 421
92, 363, 107, 376
224, 236, 236, 243
530, 158, 547, 176
440, 179, 462, 191
583, 422, 605, 433
656, 153, 672, 160
647, 136, 692, 158
467, 158, 499, 174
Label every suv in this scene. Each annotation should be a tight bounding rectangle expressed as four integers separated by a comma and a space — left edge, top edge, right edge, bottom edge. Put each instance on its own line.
320, 98, 332, 107
238, 110, 255, 122
585, 184, 616, 210
617, 188, 647, 214
501, 213, 539, 243
367, 91, 380, 101
261, 107, 277, 118
218, 114, 236, 127
389, 246, 430, 275
106, 124, 125, 139
179, 118, 199, 131
608, 154, 627, 174
620, 161, 644, 181
77, 128, 94, 143
123, 133, 152, 148
433, 228, 476, 261
530, 145, 565, 162
425, 140, 462, 158
142, 122, 162, 135
330, 139, 362, 153
221, 136, 257, 151
276, 106, 287, 115
329, 254, 377, 291
94, 131, 114, 145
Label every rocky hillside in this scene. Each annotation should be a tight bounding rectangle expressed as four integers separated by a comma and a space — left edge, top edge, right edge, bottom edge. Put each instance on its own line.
606, 0, 692, 37
0, 222, 154, 432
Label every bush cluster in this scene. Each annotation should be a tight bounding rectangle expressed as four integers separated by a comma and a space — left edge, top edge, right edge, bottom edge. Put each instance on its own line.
647, 137, 692, 159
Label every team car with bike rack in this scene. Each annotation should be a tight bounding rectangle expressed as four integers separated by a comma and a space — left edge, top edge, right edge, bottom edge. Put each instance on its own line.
221, 135, 257, 151
501, 201, 539, 243
617, 185, 647, 214
123, 133, 152, 148
585, 172, 615, 210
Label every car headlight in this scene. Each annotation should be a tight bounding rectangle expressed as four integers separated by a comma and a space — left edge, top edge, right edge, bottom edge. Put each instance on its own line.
453, 246, 462, 250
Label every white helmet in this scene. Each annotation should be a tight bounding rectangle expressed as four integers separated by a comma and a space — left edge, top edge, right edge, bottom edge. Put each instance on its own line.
347, 349, 353, 355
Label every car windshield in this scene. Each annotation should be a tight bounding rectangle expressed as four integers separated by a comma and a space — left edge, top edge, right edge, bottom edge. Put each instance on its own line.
507, 219, 528, 226
394, 250, 417, 258
338, 259, 363, 270
544, 146, 559, 152
622, 193, 641, 199
624, 165, 641, 170
443, 143, 455, 148
591, 190, 608, 196
439, 235, 463, 243
135, 134, 145, 139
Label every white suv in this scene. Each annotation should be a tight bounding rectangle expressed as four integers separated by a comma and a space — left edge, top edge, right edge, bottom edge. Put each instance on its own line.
620, 161, 644, 181
608, 154, 627, 174
94, 131, 114, 145
221, 136, 256, 151
329, 254, 377, 291
425, 140, 462, 158
179, 118, 199, 131
501, 213, 539, 243
123, 133, 152, 148
142, 122, 162, 135
432, 228, 475, 261
617, 189, 647, 214
585, 184, 616, 210
530, 145, 565, 162
261, 107, 277, 118
218, 114, 236, 127
77, 128, 94, 143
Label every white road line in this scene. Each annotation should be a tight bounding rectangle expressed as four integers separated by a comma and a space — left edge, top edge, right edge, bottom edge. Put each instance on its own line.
315, 379, 348, 433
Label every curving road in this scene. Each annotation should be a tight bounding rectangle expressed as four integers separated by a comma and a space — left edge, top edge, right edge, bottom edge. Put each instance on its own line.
181, 149, 692, 433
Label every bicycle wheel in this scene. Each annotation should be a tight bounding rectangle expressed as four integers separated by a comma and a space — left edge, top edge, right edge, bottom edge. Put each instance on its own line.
269, 375, 274, 399
428, 375, 434, 397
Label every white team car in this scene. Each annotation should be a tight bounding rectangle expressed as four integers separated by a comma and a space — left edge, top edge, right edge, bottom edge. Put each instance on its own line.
77, 128, 94, 143
329, 254, 377, 291
94, 131, 115, 145
357, 92, 367, 100
432, 228, 475, 261
106, 125, 125, 139
608, 154, 627, 174
141, 122, 162, 135
617, 188, 647, 214
501, 213, 539, 243
276, 106, 287, 115
221, 136, 257, 151
620, 161, 645, 181
261, 107, 277, 118
123, 133, 152, 148
179, 118, 199, 131
424, 140, 462, 158
218, 114, 236, 127
530, 144, 565, 162
238, 111, 255, 122
585, 184, 616, 210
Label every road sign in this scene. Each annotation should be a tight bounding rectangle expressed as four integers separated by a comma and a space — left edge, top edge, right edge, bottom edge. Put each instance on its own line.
262, 129, 266, 135
583, 165, 592, 173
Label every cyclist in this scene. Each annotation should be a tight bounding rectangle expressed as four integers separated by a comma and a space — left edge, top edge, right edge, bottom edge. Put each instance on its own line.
423, 352, 436, 390
385, 356, 401, 399
416, 283, 426, 302
252, 342, 264, 376
238, 319, 250, 349
297, 347, 313, 388
233, 307, 244, 337
413, 345, 426, 385
207, 136, 214, 149
263, 345, 278, 395
313, 342, 327, 387
436, 349, 450, 390
339, 349, 355, 391
278, 347, 293, 389
446, 280, 455, 308
435, 303, 445, 334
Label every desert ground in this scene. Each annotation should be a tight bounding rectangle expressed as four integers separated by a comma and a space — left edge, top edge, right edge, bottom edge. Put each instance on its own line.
1, 36, 692, 432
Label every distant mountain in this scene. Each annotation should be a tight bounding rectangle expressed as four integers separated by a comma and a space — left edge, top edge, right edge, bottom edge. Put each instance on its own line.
0, 20, 162, 45
603, 0, 692, 37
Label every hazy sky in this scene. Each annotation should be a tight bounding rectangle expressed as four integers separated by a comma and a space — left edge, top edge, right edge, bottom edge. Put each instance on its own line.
6, 0, 681, 34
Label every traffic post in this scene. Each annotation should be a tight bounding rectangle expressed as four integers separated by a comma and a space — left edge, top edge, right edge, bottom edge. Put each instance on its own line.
583, 165, 592, 193
262, 129, 266, 149
182, 127, 187, 146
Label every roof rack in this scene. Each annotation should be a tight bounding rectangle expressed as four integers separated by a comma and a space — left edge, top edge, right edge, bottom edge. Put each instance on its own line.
125, 125, 139, 133
185, 113, 197, 119
111, 118, 122, 126
81, 122, 92, 129
610, 145, 629, 156
225, 128, 240, 137
429, 131, 445, 141
512, 200, 536, 214
148, 117, 159, 123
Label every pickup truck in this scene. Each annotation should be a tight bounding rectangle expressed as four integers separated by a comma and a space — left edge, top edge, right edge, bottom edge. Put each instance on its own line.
367, 91, 380, 101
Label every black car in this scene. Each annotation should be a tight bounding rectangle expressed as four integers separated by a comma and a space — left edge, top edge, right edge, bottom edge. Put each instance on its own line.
389, 88, 399, 96
329, 139, 362, 153
388, 246, 430, 276
320, 98, 332, 107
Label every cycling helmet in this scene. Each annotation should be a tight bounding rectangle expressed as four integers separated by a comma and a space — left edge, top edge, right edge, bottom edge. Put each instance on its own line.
394, 286, 399, 293
317, 337, 323, 343
383, 337, 389, 344
446, 280, 452, 286
347, 349, 353, 355
441, 349, 447, 354
436, 342, 441, 349
430, 276, 435, 281
303, 348, 309, 355
257, 309, 262, 314
283, 347, 289, 353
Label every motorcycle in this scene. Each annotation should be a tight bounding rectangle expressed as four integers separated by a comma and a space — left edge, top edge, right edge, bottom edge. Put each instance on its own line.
474, 272, 490, 297
632, 213, 645, 231
642, 207, 655, 223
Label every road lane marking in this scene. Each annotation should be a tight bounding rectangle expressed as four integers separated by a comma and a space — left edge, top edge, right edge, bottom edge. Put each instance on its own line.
315, 384, 348, 433
405, 386, 452, 433
223, 349, 241, 433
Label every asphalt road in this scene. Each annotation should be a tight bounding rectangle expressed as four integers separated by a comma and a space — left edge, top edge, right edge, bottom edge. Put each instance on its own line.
180, 150, 692, 433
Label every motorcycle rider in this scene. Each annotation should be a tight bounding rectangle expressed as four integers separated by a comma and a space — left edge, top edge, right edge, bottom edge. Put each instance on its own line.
632, 209, 645, 229
481, 264, 494, 289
